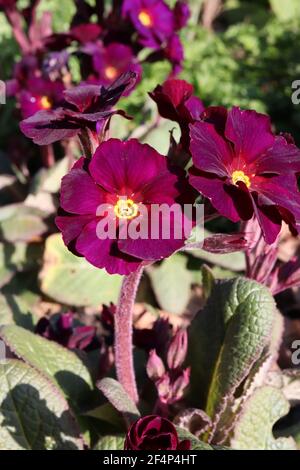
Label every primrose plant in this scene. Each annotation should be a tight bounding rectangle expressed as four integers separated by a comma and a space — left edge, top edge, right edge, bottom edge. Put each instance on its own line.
1, 0, 300, 452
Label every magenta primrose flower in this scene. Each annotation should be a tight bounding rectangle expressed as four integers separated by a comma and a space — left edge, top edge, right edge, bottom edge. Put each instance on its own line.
189, 106, 300, 244
90, 42, 142, 89
56, 138, 191, 275
19, 76, 64, 118
124, 415, 191, 450
20, 71, 136, 145
122, 0, 176, 48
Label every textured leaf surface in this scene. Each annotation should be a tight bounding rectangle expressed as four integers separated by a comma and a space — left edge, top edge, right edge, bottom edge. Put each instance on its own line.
93, 435, 125, 450
0, 204, 47, 243
0, 325, 93, 408
231, 386, 297, 450
97, 378, 140, 425
40, 234, 122, 307
190, 249, 245, 271
188, 278, 275, 420
0, 360, 83, 450
176, 427, 229, 450
148, 254, 192, 314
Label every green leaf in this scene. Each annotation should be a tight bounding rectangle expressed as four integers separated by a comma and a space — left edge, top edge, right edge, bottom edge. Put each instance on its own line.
36, 0, 75, 32
40, 234, 122, 307
142, 120, 180, 155
85, 402, 124, 429
201, 264, 215, 301
188, 278, 275, 422
97, 378, 140, 425
231, 386, 297, 450
0, 204, 47, 243
93, 435, 125, 450
0, 293, 36, 329
190, 249, 245, 271
176, 427, 213, 450
147, 254, 192, 314
0, 325, 93, 409
31, 157, 69, 194
0, 359, 83, 450
270, 0, 300, 22
0, 242, 43, 289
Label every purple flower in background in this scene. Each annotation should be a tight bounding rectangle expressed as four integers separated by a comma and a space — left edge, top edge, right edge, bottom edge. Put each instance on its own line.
189, 106, 300, 244
124, 415, 191, 450
19, 76, 64, 118
122, 0, 175, 48
56, 138, 191, 275
173, 1, 190, 30
147, 329, 190, 408
90, 42, 142, 90
164, 34, 184, 75
35, 312, 99, 351
0, 0, 16, 9
134, 317, 171, 354
45, 23, 102, 50
20, 71, 137, 145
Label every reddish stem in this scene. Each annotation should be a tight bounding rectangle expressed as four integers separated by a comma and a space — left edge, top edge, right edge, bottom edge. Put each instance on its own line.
41, 145, 55, 168
5, 8, 31, 54
114, 266, 144, 404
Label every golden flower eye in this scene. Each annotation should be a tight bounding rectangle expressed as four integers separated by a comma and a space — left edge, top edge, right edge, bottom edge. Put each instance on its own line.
138, 11, 152, 27
231, 170, 251, 188
114, 198, 139, 220
40, 96, 52, 110
104, 66, 118, 80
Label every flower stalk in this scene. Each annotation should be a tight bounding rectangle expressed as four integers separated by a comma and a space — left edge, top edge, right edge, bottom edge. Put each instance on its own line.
114, 265, 144, 404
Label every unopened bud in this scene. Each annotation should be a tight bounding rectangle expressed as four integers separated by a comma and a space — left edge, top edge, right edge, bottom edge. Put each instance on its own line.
167, 329, 188, 370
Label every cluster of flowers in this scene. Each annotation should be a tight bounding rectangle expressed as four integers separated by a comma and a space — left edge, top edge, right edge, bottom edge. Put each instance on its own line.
2, 0, 189, 120
19, 69, 300, 275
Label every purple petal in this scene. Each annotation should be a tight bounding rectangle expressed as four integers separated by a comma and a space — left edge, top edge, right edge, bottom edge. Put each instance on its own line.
60, 167, 105, 215
75, 220, 141, 275
255, 136, 300, 175
55, 214, 94, 246
225, 107, 274, 162
190, 121, 233, 177
89, 138, 169, 194
20, 109, 79, 145
189, 170, 247, 223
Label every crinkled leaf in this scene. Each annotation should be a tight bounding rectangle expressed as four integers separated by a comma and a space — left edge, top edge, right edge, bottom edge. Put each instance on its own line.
93, 435, 125, 450
40, 234, 122, 307
231, 386, 297, 450
0, 204, 47, 243
188, 278, 275, 422
0, 359, 83, 450
97, 378, 140, 425
0, 324, 93, 409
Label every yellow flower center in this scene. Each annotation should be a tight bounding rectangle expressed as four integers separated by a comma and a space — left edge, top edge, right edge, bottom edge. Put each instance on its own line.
231, 170, 251, 188
105, 66, 118, 80
40, 96, 52, 110
138, 10, 152, 27
114, 198, 139, 220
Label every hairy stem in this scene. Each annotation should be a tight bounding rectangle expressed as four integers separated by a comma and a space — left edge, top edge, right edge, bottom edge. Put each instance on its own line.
114, 266, 144, 404
41, 145, 55, 168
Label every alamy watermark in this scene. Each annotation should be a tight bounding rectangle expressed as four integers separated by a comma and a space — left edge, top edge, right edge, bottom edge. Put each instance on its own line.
95, 201, 204, 244
291, 339, 300, 366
